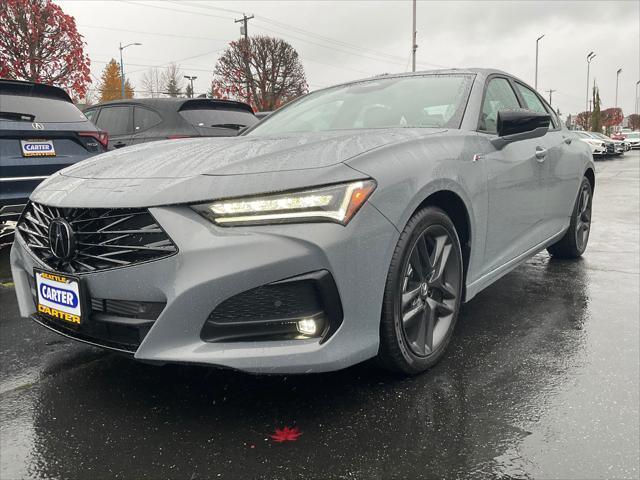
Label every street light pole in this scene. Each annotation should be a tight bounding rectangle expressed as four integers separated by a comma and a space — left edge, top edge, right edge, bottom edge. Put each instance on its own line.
184, 76, 197, 98
411, 0, 418, 72
535, 34, 544, 90
119, 42, 142, 99
636, 80, 640, 116
586, 52, 596, 112
615, 68, 622, 108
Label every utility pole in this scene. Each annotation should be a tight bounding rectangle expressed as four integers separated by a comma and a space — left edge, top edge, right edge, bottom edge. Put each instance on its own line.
586, 52, 596, 112
235, 13, 254, 104
411, 0, 418, 72
615, 68, 622, 108
535, 34, 544, 90
636, 80, 640, 116
546, 89, 555, 106
184, 75, 197, 98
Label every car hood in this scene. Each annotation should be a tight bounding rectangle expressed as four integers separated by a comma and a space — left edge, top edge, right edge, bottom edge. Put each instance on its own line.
31, 128, 446, 208
60, 129, 445, 179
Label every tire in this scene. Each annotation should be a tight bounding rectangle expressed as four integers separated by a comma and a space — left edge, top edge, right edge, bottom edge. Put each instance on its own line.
547, 176, 593, 259
378, 207, 463, 375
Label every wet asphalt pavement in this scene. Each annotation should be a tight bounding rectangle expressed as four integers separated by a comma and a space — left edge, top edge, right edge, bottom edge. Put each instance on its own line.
1, 153, 639, 480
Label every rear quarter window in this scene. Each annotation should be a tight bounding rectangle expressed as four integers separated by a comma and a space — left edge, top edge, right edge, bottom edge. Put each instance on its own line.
0, 94, 87, 123
134, 106, 162, 132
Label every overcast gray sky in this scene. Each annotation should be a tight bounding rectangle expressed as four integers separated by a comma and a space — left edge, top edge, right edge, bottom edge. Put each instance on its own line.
58, 0, 640, 117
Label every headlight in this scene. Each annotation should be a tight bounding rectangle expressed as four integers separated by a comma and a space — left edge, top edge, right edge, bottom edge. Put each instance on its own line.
193, 180, 376, 226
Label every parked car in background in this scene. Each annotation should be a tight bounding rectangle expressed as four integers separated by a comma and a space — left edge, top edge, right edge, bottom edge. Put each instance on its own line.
0, 79, 107, 247
590, 132, 627, 154
11, 69, 595, 375
622, 131, 640, 149
610, 132, 626, 141
83, 98, 258, 150
574, 131, 607, 158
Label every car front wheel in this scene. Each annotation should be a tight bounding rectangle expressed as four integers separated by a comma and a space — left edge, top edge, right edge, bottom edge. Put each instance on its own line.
378, 207, 463, 375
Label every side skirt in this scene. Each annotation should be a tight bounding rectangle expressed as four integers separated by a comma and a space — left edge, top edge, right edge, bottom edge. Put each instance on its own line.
464, 228, 567, 302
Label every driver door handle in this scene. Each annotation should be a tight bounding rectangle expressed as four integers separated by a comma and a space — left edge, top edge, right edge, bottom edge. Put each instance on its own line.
535, 147, 547, 162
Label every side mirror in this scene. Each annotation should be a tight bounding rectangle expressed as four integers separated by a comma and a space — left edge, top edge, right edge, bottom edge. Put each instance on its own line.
491, 110, 551, 149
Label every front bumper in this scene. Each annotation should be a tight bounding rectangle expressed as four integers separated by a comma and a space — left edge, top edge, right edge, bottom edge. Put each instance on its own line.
11, 203, 399, 373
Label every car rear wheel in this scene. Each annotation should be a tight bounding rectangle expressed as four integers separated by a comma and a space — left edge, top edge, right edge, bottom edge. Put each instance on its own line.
378, 207, 463, 375
547, 177, 593, 259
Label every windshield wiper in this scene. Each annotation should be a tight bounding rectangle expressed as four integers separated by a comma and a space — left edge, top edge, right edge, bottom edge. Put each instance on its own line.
0, 111, 36, 122
209, 123, 246, 130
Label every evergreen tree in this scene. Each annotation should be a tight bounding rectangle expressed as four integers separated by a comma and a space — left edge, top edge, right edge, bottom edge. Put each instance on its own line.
591, 85, 602, 133
162, 63, 183, 97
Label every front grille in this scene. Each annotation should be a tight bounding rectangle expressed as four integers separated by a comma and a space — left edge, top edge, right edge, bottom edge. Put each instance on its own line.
17, 202, 177, 273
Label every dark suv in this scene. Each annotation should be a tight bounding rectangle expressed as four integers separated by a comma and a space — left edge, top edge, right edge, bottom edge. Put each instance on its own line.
0, 79, 107, 246
83, 98, 258, 150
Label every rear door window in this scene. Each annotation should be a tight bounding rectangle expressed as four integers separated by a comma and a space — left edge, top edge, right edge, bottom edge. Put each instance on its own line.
134, 106, 162, 132
0, 94, 87, 123
95, 106, 133, 136
480, 78, 521, 133
179, 107, 258, 129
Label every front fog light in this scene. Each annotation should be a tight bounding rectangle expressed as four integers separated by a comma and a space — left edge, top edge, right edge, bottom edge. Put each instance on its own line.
297, 318, 319, 336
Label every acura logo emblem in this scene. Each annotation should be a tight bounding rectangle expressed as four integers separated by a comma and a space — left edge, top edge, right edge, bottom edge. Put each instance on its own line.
48, 218, 76, 260
32, 122, 44, 130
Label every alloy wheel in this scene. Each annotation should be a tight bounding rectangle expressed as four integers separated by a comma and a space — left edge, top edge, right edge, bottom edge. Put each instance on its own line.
575, 183, 592, 251
399, 225, 461, 357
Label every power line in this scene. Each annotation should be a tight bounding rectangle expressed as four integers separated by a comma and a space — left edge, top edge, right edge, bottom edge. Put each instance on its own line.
123, 0, 447, 70
177, 0, 444, 68
79, 24, 229, 43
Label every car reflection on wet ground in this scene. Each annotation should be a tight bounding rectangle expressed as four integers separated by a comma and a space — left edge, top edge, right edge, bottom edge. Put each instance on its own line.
1, 153, 638, 480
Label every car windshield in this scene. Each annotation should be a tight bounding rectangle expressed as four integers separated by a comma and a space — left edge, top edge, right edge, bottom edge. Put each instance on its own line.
626, 132, 639, 139
0, 94, 87, 123
246, 74, 473, 136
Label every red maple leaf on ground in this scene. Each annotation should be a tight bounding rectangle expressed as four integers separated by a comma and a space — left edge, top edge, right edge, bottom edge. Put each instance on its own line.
269, 426, 302, 443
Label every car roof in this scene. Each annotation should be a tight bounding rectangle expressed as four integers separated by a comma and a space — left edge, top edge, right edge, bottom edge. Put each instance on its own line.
86, 97, 254, 114
306, 68, 522, 95
0, 78, 73, 102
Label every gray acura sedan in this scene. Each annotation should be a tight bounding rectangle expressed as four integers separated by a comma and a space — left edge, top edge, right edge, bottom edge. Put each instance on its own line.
10, 69, 594, 375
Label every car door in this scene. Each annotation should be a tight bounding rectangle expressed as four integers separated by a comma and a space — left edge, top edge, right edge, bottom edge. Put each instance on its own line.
477, 76, 548, 275
513, 82, 579, 237
515, 82, 581, 239
94, 105, 133, 149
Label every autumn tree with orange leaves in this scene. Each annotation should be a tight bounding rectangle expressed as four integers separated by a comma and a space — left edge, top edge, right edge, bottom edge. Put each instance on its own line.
98, 59, 134, 102
0, 0, 91, 98
212, 36, 307, 111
